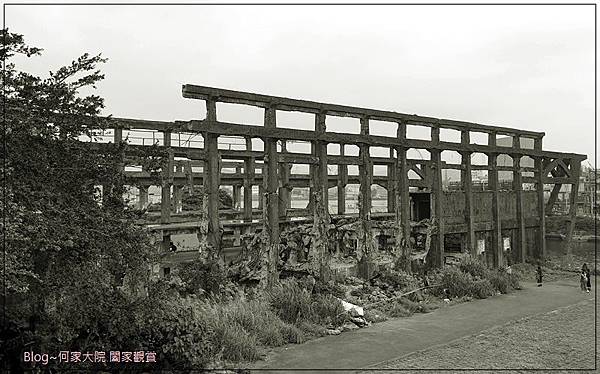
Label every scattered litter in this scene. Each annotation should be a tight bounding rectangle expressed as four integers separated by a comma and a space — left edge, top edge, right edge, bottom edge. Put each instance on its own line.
339, 299, 364, 317
326, 328, 342, 335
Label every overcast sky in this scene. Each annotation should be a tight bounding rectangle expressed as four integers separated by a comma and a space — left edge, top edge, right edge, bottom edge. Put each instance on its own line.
5, 4, 596, 166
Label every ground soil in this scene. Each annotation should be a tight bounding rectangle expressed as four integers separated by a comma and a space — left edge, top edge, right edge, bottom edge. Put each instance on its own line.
363, 297, 596, 372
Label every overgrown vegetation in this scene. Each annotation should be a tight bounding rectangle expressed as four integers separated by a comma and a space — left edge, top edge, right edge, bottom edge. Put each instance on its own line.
1, 30, 532, 371
432, 257, 521, 299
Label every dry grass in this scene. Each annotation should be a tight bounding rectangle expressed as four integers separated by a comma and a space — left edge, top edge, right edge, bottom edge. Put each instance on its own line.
364, 297, 596, 372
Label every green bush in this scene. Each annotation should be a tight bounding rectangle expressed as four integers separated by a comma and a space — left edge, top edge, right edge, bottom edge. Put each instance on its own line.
136, 291, 220, 368
459, 257, 489, 279
313, 279, 347, 299
268, 278, 345, 328
364, 308, 388, 323
385, 302, 413, 317
202, 297, 308, 363
378, 268, 420, 291
470, 279, 495, 299
296, 321, 327, 338
309, 293, 346, 326
508, 273, 522, 290
268, 278, 313, 324
220, 299, 296, 347
434, 266, 475, 298
280, 323, 305, 344
177, 258, 232, 298
350, 284, 373, 298
487, 270, 509, 294
399, 298, 427, 313
215, 321, 261, 362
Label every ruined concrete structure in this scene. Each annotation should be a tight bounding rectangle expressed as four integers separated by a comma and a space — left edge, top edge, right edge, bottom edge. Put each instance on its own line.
100, 85, 587, 279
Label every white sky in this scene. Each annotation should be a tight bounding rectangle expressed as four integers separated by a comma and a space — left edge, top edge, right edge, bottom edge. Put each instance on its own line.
5, 3, 596, 166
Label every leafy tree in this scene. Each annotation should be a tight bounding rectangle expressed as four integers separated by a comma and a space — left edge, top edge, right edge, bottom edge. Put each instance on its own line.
0, 30, 163, 371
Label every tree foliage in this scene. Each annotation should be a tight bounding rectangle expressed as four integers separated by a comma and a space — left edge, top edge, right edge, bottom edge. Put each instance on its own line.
0, 30, 161, 371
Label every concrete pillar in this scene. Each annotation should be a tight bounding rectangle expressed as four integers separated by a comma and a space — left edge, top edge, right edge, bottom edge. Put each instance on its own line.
534, 137, 546, 261
357, 116, 375, 279
233, 185, 242, 210
138, 185, 149, 210
263, 106, 280, 286
161, 131, 172, 224
337, 143, 347, 215
205, 97, 221, 256
461, 131, 475, 257
173, 185, 183, 213
430, 126, 444, 268
513, 146, 526, 264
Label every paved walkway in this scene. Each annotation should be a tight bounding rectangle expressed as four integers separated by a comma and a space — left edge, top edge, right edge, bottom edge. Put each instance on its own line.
251, 279, 593, 373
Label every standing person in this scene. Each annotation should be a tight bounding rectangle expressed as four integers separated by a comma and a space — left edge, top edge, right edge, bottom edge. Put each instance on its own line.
536, 265, 543, 287
580, 268, 588, 292
583, 263, 591, 293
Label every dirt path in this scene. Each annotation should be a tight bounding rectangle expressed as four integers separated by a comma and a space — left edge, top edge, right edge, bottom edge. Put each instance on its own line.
251, 279, 594, 373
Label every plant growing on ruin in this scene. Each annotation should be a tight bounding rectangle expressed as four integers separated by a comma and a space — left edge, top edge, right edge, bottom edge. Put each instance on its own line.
0, 30, 160, 370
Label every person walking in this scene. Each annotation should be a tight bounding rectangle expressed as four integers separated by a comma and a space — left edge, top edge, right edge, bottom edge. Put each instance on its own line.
536, 265, 543, 287
582, 263, 591, 293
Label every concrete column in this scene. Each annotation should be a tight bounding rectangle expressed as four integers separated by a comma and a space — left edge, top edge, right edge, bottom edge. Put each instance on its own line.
244, 137, 254, 221
395, 121, 411, 272
513, 144, 526, 264
430, 126, 444, 268
138, 185, 149, 210
337, 143, 347, 215
461, 131, 475, 257
173, 185, 183, 213
233, 184, 242, 210
278, 141, 290, 218
534, 137, 546, 261
263, 105, 280, 286
161, 131, 172, 224
357, 116, 375, 279
205, 97, 221, 256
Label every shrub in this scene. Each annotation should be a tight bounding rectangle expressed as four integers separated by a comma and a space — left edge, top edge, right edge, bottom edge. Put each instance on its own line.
296, 321, 326, 338
385, 302, 413, 317
399, 298, 426, 313
215, 322, 261, 362
202, 297, 308, 363
220, 299, 296, 347
470, 279, 495, 299
434, 266, 475, 298
309, 293, 345, 327
177, 259, 232, 298
487, 270, 510, 294
378, 268, 420, 291
313, 279, 347, 299
364, 308, 388, 323
280, 323, 305, 344
268, 278, 313, 324
136, 292, 220, 368
268, 278, 345, 328
459, 257, 489, 279
508, 273, 522, 290
350, 284, 373, 298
